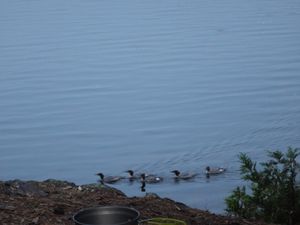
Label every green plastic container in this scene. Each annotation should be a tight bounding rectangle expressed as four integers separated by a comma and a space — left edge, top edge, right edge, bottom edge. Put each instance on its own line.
141, 217, 186, 225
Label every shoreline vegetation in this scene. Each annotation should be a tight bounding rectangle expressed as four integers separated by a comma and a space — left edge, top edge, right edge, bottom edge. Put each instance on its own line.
0, 179, 271, 225
225, 148, 300, 225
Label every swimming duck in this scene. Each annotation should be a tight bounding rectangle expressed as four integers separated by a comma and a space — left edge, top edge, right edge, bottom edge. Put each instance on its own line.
125, 170, 141, 183
96, 173, 124, 184
171, 170, 197, 180
205, 166, 226, 177
126, 170, 158, 179
125, 170, 140, 180
140, 173, 163, 184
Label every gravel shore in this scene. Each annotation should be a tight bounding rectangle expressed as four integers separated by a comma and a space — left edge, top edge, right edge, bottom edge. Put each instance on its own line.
0, 179, 270, 225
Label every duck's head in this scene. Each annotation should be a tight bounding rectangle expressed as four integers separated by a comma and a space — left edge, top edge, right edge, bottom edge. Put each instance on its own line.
96, 172, 104, 180
125, 170, 134, 176
171, 170, 180, 176
140, 173, 146, 181
206, 166, 210, 172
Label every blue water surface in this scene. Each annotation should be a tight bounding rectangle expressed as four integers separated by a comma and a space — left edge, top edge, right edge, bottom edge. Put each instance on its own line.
1, 0, 300, 213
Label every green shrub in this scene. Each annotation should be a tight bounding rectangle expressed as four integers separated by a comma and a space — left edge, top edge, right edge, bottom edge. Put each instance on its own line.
225, 147, 300, 225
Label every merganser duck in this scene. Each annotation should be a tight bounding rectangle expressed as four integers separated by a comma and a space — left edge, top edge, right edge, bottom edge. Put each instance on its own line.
96, 173, 124, 184
140, 173, 163, 183
125, 170, 141, 183
171, 170, 197, 180
125, 170, 140, 180
126, 170, 158, 180
205, 166, 226, 177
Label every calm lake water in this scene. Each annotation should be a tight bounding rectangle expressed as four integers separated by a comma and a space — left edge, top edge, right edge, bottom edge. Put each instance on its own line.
1, 0, 300, 213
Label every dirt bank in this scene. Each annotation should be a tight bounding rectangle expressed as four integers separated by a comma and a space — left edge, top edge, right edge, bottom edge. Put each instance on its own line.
0, 179, 269, 225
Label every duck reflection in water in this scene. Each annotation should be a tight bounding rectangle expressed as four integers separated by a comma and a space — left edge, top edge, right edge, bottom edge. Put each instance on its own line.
140, 181, 146, 192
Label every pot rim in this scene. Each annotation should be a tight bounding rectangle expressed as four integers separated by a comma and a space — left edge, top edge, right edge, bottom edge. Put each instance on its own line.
72, 205, 140, 225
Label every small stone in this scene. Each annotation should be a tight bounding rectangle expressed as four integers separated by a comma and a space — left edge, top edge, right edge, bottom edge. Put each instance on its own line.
53, 206, 65, 215
0, 204, 16, 210
145, 193, 159, 198
32, 217, 39, 224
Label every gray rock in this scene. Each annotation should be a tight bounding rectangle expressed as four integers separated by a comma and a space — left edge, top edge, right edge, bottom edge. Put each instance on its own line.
4, 180, 48, 197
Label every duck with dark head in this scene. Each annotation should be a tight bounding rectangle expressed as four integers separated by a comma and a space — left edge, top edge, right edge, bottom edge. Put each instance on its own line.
205, 166, 226, 178
96, 172, 124, 184
171, 170, 197, 180
140, 173, 163, 184
125, 170, 140, 182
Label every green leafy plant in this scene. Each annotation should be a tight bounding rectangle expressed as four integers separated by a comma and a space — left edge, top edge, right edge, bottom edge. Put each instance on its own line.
225, 147, 300, 225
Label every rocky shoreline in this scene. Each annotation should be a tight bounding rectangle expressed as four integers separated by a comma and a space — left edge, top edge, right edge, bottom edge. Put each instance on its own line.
0, 179, 270, 225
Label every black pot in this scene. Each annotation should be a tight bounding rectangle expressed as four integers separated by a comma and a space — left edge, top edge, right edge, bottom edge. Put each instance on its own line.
72, 206, 140, 225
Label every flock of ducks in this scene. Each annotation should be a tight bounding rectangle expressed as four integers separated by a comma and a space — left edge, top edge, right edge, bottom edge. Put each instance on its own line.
96, 166, 226, 191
